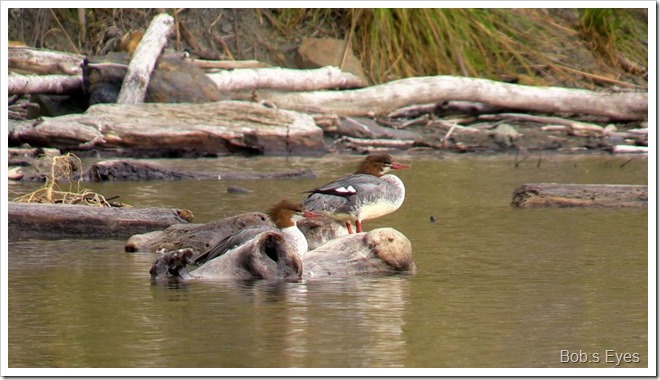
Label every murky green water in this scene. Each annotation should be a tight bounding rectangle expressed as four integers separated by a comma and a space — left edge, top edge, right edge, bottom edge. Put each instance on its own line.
7, 154, 649, 369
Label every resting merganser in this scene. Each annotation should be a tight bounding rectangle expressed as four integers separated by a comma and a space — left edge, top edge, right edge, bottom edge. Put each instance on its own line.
192, 200, 315, 265
302, 154, 410, 234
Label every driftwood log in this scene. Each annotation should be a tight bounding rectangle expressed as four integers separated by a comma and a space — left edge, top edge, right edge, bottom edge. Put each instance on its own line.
117, 13, 174, 104
148, 226, 415, 280
511, 183, 648, 208
255, 76, 647, 121
8, 73, 83, 95
8, 101, 325, 156
84, 159, 316, 181
302, 228, 416, 277
125, 212, 273, 253
8, 202, 192, 239
207, 66, 365, 92
8, 46, 83, 75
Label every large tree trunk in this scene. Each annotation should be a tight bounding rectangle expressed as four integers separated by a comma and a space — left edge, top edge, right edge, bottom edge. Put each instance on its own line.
511, 183, 648, 208
256, 76, 648, 121
8, 202, 192, 239
8, 101, 325, 156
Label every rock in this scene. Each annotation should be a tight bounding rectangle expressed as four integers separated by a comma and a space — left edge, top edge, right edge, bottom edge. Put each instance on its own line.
83, 52, 226, 105
295, 37, 369, 85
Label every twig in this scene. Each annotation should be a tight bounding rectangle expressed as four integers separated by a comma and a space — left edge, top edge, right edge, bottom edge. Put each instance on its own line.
48, 8, 80, 55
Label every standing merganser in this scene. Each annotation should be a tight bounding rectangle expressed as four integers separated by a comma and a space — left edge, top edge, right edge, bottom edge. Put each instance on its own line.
192, 200, 315, 265
302, 154, 410, 234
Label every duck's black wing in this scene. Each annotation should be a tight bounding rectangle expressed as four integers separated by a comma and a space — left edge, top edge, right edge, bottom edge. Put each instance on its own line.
192, 226, 272, 265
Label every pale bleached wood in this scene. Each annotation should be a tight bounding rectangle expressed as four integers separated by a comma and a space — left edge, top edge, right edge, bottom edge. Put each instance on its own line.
8, 73, 82, 95
9, 101, 325, 156
117, 13, 175, 104
256, 76, 648, 121
208, 66, 366, 92
190, 58, 270, 70
8, 46, 83, 75
612, 145, 648, 154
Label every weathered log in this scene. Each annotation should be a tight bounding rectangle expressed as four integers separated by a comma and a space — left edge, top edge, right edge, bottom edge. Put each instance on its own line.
187, 232, 303, 280
8, 73, 83, 95
189, 59, 270, 70
511, 183, 648, 208
117, 13, 174, 104
302, 228, 416, 277
8, 46, 83, 75
8, 101, 326, 156
125, 212, 273, 253
612, 145, 648, 154
256, 76, 647, 121
8, 202, 192, 239
207, 66, 365, 92
84, 159, 317, 182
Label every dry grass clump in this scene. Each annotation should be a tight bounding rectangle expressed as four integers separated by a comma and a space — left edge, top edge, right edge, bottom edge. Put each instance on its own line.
13, 153, 121, 207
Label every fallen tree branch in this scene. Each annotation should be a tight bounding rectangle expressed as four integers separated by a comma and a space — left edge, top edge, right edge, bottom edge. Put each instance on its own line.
479, 113, 605, 136
255, 76, 647, 121
190, 58, 270, 69
208, 66, 366, 92
117, 13, 174, 104
8, 46, 83, 75
8, 73, 82, 95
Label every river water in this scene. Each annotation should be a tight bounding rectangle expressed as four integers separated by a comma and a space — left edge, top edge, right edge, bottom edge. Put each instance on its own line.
6, 153, 649, 371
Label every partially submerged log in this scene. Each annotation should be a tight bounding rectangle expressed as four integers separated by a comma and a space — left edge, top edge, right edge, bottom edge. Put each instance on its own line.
84, 159, 316, 181
256, 76, 647, 121
186, 232, 303, 280
511, 183, 648, 208
8, 101, 326, 156
125, 212, 273, 253
148, 226, 415, 280
302, 228, 416, 277
8, 202, 192, 239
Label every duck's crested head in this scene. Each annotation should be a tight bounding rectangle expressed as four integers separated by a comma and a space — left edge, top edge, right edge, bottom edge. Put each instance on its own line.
268, 199, 310, 228
354, 154, 411, 176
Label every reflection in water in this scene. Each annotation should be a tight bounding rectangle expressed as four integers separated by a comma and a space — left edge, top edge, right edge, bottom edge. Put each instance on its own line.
144, 276, 410, 368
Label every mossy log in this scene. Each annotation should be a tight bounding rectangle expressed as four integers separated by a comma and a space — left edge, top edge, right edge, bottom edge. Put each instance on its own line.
8, 101, 325, 156
8, 202, 192, 239
511, 183, 648, 208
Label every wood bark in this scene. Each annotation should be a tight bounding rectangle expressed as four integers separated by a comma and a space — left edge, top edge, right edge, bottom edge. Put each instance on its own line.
125, 212, 274, 253
8, 101, 325, 156
8, 202, 192, 239
8, 46, 83, 75
189, 58, 270, 70
8, 73, 83, 95
117, 13, 174, 104
207, 66, 366, 92
255, 76, 648, 121
511, 183, 648, 208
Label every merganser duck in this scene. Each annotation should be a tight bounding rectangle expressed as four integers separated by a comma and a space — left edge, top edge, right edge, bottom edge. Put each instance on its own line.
302, 154, 410, 234
192, 200, 315, 265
